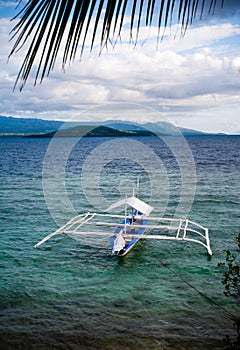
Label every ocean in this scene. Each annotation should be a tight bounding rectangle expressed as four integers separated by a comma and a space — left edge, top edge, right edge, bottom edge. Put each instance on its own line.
0, 135, 239, 349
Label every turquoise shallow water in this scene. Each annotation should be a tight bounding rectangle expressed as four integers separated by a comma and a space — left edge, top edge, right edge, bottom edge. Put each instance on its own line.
0, 135, 239, 349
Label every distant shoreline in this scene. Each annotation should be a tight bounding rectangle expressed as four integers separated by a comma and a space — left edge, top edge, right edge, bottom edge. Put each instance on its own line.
0, 115, 234, 136
0, 133, 238, 139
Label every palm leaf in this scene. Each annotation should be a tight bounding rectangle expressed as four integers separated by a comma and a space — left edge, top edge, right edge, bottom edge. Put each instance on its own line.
9, 0, 224, 90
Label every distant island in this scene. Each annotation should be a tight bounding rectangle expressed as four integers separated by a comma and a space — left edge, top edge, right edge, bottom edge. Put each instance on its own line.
25, 125, 157, 138
0, 115, 227, 137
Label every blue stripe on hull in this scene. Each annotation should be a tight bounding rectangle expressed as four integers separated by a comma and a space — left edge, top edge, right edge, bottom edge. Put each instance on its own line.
110, 215, 148, 256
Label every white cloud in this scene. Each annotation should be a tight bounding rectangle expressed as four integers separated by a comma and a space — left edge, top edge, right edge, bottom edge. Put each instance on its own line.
0, 13, 240, 133
157, 23, 240, 53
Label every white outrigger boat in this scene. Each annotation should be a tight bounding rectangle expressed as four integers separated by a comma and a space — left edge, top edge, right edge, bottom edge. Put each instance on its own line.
35, 194, 212, 256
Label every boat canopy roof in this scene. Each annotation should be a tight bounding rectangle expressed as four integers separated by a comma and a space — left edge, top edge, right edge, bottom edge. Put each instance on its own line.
106, 196, 154, 216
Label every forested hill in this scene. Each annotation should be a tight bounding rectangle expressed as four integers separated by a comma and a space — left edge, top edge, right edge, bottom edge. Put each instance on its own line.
0, 115, 211, 137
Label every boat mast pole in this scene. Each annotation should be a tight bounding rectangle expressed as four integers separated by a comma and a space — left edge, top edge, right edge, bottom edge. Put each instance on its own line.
132, 186, 135, 217
136, 177, 139, 198
124, 195, 127, 234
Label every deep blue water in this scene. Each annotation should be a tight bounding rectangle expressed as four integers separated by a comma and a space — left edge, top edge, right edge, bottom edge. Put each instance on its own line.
0, 135, 239, 349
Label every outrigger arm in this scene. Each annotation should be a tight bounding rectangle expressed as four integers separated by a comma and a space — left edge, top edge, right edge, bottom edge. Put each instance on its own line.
34, 212, 93, 248
34, 210, 212, 256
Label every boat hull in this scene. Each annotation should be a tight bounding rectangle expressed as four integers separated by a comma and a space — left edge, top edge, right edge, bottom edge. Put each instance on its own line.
110, 216, 148, 256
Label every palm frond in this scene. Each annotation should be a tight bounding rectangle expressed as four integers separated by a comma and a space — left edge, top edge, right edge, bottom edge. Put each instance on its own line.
9, 0, 224, 90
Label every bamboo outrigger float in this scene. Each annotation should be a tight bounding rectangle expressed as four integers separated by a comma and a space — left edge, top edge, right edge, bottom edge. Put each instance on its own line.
35, 194, 212, 256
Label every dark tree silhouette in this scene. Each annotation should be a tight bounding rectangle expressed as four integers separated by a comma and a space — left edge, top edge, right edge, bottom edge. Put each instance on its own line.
9, 0, 224, 90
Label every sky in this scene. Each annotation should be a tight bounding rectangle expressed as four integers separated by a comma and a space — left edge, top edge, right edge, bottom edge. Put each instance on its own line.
0, 0, 240, 133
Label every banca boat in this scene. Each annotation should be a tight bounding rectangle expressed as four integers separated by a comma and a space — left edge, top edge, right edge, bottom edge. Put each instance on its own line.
35, 195, 212, 256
